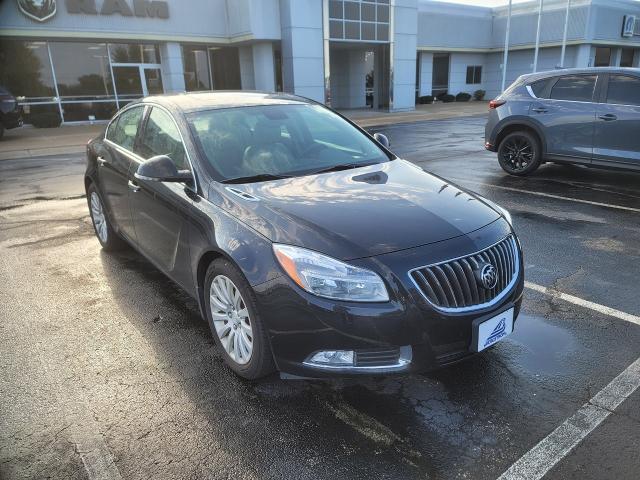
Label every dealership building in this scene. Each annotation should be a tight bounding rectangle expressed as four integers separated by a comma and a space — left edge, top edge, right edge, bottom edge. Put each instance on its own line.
1, 0, 640, 123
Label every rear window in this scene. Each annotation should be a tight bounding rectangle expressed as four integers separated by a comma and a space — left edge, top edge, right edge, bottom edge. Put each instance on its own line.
549, 75, 596, 102
528, 79, 548, 98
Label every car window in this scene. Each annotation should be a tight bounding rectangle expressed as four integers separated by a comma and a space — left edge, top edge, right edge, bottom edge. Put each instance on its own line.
529, 79, 548, 98
136, 107, 188, 170
187, 104, 389, 181
108, 106, 144, 151
606, 75, 640, 106
549, 75, 596, 102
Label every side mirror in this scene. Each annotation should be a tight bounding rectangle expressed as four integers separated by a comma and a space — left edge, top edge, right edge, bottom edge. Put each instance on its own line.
134, 155, 192, 183
374, 132, 390, 148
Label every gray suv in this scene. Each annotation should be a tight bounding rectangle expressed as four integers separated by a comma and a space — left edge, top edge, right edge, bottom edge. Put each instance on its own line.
485, 67, 640, 176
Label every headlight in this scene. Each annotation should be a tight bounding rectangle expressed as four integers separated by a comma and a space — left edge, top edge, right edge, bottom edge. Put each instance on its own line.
273, 244, 389, 302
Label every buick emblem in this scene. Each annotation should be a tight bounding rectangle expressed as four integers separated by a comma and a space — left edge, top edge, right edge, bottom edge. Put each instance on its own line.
475, 263, 498, 290
17, 0, 57, 22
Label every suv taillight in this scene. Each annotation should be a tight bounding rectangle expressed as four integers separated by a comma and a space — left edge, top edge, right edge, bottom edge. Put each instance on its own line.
489, 99, 506, 109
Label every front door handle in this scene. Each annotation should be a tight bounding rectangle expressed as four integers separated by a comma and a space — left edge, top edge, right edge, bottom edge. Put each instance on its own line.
97, 156, 108, 166
531, 107, 548, 113
598, 113, 617, 121
128, 180, 141, 193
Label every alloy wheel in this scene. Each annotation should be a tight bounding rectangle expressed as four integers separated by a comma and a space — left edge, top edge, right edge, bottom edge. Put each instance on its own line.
90, 191, 108, 243
209, 275, 254, 365
501, 136, 534, 172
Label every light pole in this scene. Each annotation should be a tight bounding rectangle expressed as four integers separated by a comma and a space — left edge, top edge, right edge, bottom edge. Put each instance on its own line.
560, 0, 571, 68
501, 0, 513, 93
533, 0, 543, 72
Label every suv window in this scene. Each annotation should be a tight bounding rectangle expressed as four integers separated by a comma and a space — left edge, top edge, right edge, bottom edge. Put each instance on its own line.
136, 107, 188, 170
549, 75, 596, 102
529, 79, 548, 98
107, 106, 144, 151
606, 75, 640, 106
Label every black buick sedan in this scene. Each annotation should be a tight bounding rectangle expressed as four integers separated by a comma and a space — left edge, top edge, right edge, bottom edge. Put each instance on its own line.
85, 92, 524, 379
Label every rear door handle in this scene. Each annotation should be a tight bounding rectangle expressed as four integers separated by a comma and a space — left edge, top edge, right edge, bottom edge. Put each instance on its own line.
97, 156, 108, 166
531, 107, 548, 113
127, 180, 141, 193
598, 113, 617, 121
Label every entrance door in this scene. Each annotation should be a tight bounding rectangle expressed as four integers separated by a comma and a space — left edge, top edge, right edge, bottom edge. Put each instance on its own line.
112, 65, 163, 107
432, 53, 450, 97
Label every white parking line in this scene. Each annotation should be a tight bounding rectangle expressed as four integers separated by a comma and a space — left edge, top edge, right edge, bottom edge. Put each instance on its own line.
525, 281, 640, 326
448, 178, 640, 214
497, 356, 640, 480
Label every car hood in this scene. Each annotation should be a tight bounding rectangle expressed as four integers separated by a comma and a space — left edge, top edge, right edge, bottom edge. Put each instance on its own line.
208, 160, 501, 260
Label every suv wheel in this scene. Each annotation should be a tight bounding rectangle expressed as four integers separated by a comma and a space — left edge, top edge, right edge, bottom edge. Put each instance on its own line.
497, 131, 541, 176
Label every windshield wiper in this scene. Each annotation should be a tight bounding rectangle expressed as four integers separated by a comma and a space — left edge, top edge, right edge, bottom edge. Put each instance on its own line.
310, 162, 379, 175
222, 173, 292, 184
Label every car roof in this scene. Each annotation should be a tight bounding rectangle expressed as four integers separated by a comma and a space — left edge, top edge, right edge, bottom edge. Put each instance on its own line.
138, 91, 315, 113
521, 67, 640, 83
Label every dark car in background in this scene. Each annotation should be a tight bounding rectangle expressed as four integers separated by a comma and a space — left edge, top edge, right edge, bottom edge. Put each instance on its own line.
85, 92, 523, 379
485, 67, 640, 176
0, 86, 23, 139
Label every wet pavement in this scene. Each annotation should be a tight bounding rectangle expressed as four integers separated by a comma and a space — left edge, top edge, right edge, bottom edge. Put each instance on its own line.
1, 115, 639, 479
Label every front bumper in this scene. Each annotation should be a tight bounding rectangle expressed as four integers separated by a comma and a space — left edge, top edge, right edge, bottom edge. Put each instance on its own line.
254, 220, 524, 378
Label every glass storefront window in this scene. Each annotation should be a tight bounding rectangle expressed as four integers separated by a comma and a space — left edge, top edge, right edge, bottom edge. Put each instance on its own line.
109, 43, 160, 64
594, 47, 611, 67
112, 66, 144, 101
183, 45, 212, 91
0, 39, 56, 101
61, 102, 117, 122
210, 47, 241, 90
49, 42, 114, 101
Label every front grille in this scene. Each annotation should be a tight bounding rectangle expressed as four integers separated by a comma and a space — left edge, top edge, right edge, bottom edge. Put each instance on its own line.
354, 347, 401, 367
409, 235, 519, 312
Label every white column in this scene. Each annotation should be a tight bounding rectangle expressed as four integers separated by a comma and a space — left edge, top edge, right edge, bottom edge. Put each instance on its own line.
159, 42, 185, 93
633, 49, 640, 68
419, 51, 433, 97
252, 42, 275, 92
390, 0, 418, 111
611, 47, 622, 67
238, 46, 255, 90
575, 44, 593, 67
279, 0, 324, 102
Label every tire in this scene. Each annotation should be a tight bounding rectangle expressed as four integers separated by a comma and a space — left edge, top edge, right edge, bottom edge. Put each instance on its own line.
497, 131, 542, 176
204, 258, 275, 380
87, 183, 126, 251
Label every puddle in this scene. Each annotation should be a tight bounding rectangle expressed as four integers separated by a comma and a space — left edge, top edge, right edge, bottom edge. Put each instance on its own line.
507, 313, 576, 375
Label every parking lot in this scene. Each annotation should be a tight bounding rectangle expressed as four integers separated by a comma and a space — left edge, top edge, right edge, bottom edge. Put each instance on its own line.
1, 115, 639, 479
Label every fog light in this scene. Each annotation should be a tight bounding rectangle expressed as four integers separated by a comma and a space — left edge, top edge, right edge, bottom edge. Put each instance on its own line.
308, 350, 354, 366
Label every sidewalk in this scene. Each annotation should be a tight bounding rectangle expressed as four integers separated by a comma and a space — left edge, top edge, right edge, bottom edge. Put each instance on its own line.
0, 101, 487, 160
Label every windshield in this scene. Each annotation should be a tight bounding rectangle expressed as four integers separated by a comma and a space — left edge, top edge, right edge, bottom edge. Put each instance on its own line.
187, 104, 390, 182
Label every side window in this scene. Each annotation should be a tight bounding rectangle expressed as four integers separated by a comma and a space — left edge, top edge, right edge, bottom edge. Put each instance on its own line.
108, 106, 144, 151
606, 75, 640, 106
136, 107, 188, 170
549, 75, 596, 102
529, 79, 548, 98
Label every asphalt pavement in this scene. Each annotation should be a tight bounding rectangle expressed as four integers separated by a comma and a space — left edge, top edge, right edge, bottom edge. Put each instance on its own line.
1, 115, 639, 480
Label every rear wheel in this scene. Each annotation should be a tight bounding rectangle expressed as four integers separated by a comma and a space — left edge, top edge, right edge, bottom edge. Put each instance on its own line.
87, 183, 126, 251
498, 131, 541, 176
204, 258, 275, 380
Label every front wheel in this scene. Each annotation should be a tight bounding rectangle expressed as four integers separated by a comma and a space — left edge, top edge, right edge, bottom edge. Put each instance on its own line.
497, 131, 542, 176
204, 258, 275, 380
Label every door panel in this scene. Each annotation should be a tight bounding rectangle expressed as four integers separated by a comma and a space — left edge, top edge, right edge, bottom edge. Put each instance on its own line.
530, 75, 597, 160
99, 106, 144, 241
593, 75, 640, 165
129, 106, 194, 287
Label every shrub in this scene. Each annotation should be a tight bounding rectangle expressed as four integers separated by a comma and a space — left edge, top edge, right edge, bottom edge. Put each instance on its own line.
419, 95, 434, 104
436, 92, 448, 101
30, 112, 62, 128
441, 94, 455, 103
456, 92, 472, 102
473, 89, 486, 101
